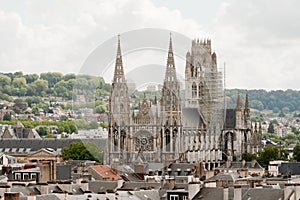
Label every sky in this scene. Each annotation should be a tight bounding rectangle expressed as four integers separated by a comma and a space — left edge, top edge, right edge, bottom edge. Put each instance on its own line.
0, 0, 299, 90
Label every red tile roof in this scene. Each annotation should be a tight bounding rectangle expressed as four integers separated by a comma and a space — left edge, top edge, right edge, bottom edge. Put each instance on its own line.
91, 165, 121, 180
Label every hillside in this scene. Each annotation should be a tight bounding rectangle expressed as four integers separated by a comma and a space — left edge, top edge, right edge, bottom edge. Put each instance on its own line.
1, 71, 300, 117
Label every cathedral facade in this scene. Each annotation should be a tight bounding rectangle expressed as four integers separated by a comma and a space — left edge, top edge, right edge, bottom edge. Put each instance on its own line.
107, 35, 262, 166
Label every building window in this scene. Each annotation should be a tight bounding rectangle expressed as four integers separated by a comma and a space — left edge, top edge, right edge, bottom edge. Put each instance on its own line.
15, 173, 21, 180
31, 174, 37, 180
166, 129, 170, 152
114, 129, 118, 151
192, 82, 197, 98
23, 173, 29, 180
170, 195, 179, 200
166, 91, 171, 104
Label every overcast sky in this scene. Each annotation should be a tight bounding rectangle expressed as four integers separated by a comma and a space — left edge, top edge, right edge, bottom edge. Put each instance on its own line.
0, 0, 299, 90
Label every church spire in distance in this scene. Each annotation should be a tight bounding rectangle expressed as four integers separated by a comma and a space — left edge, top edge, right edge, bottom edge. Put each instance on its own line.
164, 33, 177, 84
113, 34, 125, 83
167, 32, 175, 68
236, 93, 242, 111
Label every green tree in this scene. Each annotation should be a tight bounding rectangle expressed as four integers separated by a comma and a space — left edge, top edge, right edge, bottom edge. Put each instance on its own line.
257, 146, 288, 167
241, 152, 257, 162
278, 110, 285, 117
0, 75, 11, 87
12, 77, 27, 96
13, 71, 23, 78
54, 80, 70, 99
25, 96, 42, 107
293, 144, 300, 161
40, 72, 63, 88
24, 74, 39, 84
37, 126, 49, 136
68, 122, 78, 134
28, 79, 48, 96
63, 73, 76, 81
3, 113, 12, 121
45, 133, 55, 138
61, 142, 103, 162
291, 126, 300, 135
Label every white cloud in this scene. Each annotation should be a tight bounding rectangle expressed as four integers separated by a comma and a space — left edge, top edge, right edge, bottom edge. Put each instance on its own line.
212, 0, 300, 90
0, 0, 299, 90
0, 0, 206, 75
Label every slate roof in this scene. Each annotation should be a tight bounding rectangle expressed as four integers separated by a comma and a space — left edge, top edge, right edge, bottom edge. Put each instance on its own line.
224, 109, 236, 129
148, 163, 164, 172
89, 181, 118, 193
279, 162, 300, 175
36, 194, 61, 200
120, 181, 160, 190
134, 190, 160, 200
11, 186, 41, 196
168, 163, 195, 176
193, 187, 284, 200
205, 172, 240, 183
240, 188, 284, 200
0, 138, 107, 153
182, 108, 205, 128
193, 187, 224, 200
218, 161, 264, 170
0, 121, 41, 139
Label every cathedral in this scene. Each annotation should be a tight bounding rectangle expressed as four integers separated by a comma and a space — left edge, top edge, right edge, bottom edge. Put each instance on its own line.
107, 34, 262, 167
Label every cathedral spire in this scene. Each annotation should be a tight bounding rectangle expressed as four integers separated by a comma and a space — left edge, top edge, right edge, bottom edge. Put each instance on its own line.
113, 34, 125, 83
167, 33, 175, 68
164, 33, 177, 84
236, 93, 242, 111
245, 93, 249, 109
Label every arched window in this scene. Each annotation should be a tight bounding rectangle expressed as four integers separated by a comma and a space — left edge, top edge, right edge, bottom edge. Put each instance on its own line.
199, 82, 204, 98
172, 93, 176, 104
113, 129, 118, 151
165, 129, 170, 152
173, 128, 177, 152
191, 66, 194, 77
120, 104, 124, 112
192, 82, 197, 98
120, 129, 126, 150
166, 91, 171, 104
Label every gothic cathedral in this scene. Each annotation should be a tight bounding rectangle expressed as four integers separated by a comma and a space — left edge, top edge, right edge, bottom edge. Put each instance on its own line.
107, 34, 262, 166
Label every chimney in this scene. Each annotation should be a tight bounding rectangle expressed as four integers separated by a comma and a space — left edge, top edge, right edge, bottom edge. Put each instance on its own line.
233, 185, 242, 200
226, 160, 231, 169
169, 178, 175, 190
160, 179, 166, 189
223, 187, 229, 200
242, 160, 246, 168
251, 159, 256, 168
199, 161, 204, 178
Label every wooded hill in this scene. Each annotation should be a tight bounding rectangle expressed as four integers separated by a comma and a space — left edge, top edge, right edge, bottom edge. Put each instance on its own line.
1, 71, 300, 116
226, 89, 300, 115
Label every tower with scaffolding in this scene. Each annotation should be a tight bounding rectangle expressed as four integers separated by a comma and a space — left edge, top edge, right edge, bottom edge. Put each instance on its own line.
183, 38, 225, 168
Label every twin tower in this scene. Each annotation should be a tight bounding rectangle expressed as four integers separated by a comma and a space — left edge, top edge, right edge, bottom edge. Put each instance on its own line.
107, 34, 262, 166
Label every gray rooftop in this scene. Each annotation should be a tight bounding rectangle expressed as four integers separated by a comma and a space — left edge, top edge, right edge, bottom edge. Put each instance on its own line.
0, 138, 107, 152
